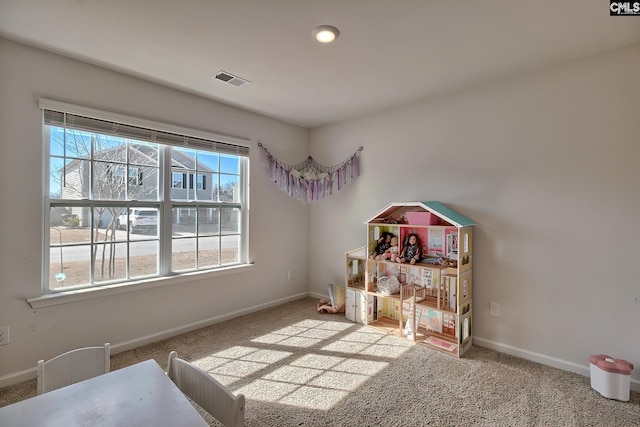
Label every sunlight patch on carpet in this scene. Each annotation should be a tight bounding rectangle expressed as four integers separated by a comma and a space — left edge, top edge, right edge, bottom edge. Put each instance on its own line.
333, 358, 389, 376
263, 365, 324, 384
309, 370, 370, 391
290, 354, 345, 370
201, 317, 403, 411
237, 379, 299, 400
278, 385, 349, 409
210, 359, 267, 377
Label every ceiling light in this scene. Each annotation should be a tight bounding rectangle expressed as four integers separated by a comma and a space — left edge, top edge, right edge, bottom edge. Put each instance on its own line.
313, 25, 340, 43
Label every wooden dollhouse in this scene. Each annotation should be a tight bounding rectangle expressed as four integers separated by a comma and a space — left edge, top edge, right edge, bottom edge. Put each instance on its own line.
345, 201, 475, 357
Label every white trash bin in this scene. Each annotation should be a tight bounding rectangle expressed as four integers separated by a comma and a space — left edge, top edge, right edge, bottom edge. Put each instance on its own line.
589, 354, 634, 402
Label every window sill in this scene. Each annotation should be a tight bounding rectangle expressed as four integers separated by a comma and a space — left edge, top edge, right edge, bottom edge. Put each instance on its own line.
27, 264, 254, 309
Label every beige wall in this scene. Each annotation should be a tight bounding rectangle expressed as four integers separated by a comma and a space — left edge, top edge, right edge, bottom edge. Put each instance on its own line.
309, 44, 640, 388
2, 36, 639, 391
0, 38, 310, 385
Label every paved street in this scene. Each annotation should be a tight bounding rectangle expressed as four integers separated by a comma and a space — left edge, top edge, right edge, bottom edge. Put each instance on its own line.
52, 230, 238, 262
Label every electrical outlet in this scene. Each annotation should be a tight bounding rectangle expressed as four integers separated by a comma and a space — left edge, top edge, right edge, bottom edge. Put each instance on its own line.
0, 326, 9, 345
287, 270, 292, 280
490, 302, 500, 318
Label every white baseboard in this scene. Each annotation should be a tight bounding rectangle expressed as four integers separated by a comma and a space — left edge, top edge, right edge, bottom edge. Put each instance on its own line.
308, 291, 328, 301
0, 368, 35, 389
110, 292, 309, 354
0, 292, 309, 388
474, 336, 640, 393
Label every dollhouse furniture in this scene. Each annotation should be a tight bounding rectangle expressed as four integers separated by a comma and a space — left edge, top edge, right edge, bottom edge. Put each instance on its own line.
345, 201, 475, 357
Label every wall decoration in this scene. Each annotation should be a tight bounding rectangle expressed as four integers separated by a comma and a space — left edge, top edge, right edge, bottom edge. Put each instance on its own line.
258, 142, 363, 203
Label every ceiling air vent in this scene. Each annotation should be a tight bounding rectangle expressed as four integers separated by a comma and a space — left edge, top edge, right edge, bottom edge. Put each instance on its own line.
213, 71, 250, 87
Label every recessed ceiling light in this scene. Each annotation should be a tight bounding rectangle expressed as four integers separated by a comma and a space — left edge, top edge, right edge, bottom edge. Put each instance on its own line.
312, 25, 340, 43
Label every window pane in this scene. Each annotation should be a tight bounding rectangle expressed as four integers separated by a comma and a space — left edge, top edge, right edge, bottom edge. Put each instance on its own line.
170, 172, 202, 201
198, 207, 219, 236
172, 147, 196, 171
128, 166, 159, 200
197, 151, 218, 173
49, 157, 65, 198
211, 175, 220, 201
93, 162, 126, 200
49, 127, 91, 159
93, 135, 127, 162
221, 207, 240, 234
93, 242, 127, 283
172, 209, 195, 237
125, 207, 159, 235
130, 241, 159, 278
220, 154, 239, 174
128, 167, 140, 186
49, 127, 65, 157
49, 245, 91, 290
172, 237, 196, 271
173, 207, 196, 234
50, 208, 90, 242
198, 236, 220, 268
219, 174, 238, 202
60, 159, 91, 200
221, 235, 240, 265
129, 142, 159, 166
93, 207, 124, 241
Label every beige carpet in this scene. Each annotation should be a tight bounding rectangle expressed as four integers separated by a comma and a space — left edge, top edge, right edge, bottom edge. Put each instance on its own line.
1, 297, 638, 426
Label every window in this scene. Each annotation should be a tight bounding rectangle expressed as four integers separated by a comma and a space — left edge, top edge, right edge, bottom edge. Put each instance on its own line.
172, 172, 185, 189
42, 99, 250, 292
196, 174, 206, 190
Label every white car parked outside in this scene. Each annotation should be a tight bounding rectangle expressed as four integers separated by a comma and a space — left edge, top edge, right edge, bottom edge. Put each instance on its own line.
116, 208, 158, 233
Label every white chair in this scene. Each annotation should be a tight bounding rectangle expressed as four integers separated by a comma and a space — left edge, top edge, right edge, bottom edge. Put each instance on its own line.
37, 343, 110, 395
167, 351, 245, 427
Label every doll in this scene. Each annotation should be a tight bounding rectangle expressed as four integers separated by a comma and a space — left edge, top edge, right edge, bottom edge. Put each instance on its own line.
371, 232, 392, 260
381, 236, 399, 262
396, 233, 422, 265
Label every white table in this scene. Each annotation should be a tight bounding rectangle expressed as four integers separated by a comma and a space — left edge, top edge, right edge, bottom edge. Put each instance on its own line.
0, 359, 208, 427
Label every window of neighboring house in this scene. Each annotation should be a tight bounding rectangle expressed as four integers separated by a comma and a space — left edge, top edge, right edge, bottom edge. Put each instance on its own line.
129, 167, 143, 186
172, 172, 185, 189
196, 174, 206, 190
42, 99, 250, 293
106, 165, 142, 186
171, 173, 207, 190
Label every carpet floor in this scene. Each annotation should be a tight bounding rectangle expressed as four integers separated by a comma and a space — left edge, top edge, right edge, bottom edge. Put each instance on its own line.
1, 297, 638, 426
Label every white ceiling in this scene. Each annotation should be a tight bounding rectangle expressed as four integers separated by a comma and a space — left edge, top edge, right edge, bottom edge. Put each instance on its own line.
1, 1, 639, 128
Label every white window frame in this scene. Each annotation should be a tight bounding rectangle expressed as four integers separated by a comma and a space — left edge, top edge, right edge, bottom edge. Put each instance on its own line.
31, 99, 252, 308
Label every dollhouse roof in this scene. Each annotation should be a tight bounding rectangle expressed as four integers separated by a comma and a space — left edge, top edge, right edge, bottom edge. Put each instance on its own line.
364, 201, 475, 228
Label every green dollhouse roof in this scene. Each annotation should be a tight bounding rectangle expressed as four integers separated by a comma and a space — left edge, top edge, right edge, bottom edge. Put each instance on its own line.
421, 201, 475, 227
364, 201, 475, 228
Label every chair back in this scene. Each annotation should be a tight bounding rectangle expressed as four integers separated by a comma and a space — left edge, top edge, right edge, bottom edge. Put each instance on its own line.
167, 351, 245, 427
37, 343, 110, 395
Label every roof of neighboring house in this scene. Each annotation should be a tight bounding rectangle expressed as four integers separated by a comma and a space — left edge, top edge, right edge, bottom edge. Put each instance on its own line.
59, 143, 216, 173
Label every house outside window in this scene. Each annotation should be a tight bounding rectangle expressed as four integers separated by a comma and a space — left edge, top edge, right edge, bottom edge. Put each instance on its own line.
43, 99, 250, 292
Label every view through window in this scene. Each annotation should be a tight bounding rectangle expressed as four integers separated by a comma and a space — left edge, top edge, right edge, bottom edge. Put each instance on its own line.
43, 103, 249, 292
